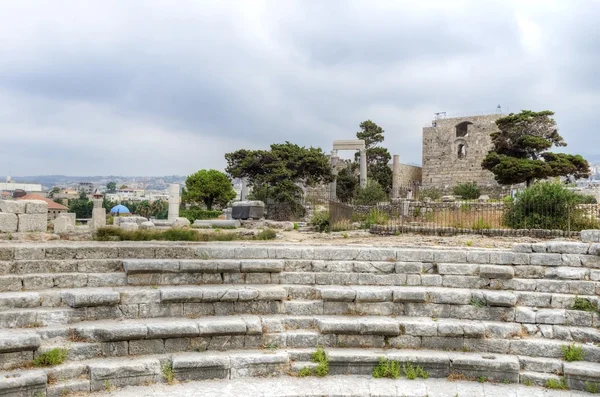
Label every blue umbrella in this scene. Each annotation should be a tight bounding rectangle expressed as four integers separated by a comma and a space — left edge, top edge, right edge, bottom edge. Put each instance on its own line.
110, 204, 130, 214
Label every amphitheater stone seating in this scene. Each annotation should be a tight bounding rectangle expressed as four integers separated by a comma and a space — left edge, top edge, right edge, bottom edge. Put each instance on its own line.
0, 240, 598, 396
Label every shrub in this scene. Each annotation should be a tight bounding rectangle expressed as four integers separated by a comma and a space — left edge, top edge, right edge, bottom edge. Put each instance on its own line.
364, 208, 389, 228
311, 211, 330, 233
453, 182, 481, 200
420, 187, 442, 201
255, 229, 277, 240
311, 347, 329, 377
585, 382, 599, 393
373, 358, 401, 379
298, 367, 313, 377
161, 361, 174, 385
572, 297, 598, 313
33, 348, 67, 367
94, 227, 275, 242
355, 181, 388, 205
330, 219, 353, 232
562, 343, 585, 362
470, 297, 485, 308
180, 209, 223, 223
503, 182, 600, 231
545, 378, 568, 390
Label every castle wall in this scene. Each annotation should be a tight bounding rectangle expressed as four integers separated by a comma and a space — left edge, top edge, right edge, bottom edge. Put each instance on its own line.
422, 114, 506, 195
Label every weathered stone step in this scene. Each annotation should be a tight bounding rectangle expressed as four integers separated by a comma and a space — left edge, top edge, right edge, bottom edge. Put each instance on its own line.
0, 272, 127, 292
3, 348, 597, 395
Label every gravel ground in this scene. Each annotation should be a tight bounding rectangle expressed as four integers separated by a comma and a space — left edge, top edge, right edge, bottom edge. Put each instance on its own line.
88, 375, 582, 397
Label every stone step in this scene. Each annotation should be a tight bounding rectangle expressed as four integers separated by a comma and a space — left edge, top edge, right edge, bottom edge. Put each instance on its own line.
2, 348, 598, 394
0, 272, 127, 292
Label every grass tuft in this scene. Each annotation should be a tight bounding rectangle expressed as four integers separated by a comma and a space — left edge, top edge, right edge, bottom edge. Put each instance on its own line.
162, 361, 174, 385
298, 367, 313, 377
572, 297, 598, 313
311, 347, 329, 377
562, 343, 585, 362
33, 348, 67, 367
94, 227, 276, 242
545, 377, 568, 390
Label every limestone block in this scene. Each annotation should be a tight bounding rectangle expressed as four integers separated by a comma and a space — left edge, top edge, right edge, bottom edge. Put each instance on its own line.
124, 260, 180, 274
138, 221, 155, 230
115, 216, 148, 226
90, 208, 106, 231
530, 253, 562, 266
58, 212, 76, 223
17, 214, 46, 232
197, 318, 247, 336
120, 222, 138, 231
230, 351, 287, 378
547, 241, 590, 254
564, 361, 600, 392
536, 309, 566, 325
75, 323, 148, 342
0, 369, 46, 396
240, 260, 283, 273
581, 230, 600, 243
54, 216, 75, 234
393, 288, 427, 303
0, 200, 27, 214
173, 354, 230, 381
0, 332, 41, 353
437, 263, 479, 275
489, 251, 517, 265
515, 307, 536, 323
46, 379, 91, 397
264, 220, 294, 230
172, 217, 191, 228
61, 289, 120, 308
89, 358, 161, 391
193, 220, 241, 228
23, 200, 48, 214
430, 289, 471, 305
327, 350, 379, 375
317, 318, 360, 334
545, 267, 588, 280
451, 353, 519, 383
479, 265, 514, 279
512, 243, 533, 253
483, 291, 516, 307
0, 213, 18, 233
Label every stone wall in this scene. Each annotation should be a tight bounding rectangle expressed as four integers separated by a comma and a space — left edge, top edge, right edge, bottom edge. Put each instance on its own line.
422, 114, 507, 195
397, 163, 422, 185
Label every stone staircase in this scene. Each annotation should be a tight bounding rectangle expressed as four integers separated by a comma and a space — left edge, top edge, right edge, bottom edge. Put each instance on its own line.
0, 241, 598, 396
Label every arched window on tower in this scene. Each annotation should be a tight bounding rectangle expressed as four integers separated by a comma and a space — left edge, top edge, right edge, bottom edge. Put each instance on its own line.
455, 121, 472, 138
457, 144, 466, 159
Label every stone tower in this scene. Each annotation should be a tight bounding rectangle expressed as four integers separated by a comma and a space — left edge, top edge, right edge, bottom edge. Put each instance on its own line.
422, 114, 506, 194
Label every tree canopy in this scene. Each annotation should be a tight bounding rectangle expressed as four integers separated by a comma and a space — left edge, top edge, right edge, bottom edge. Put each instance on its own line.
352, 120, 392, 194
482, 110, 590, 186
106, 182, 117, 193
182, 169, 236, 210
225, 142, 332, 203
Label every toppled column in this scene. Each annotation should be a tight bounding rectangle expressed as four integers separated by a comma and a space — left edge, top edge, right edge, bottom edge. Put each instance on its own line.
392, 155, 400, 199
168, 184, 180, 222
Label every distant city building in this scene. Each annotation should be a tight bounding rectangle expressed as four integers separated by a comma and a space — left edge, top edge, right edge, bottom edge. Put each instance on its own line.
0, 176, 43, 193
78, 182, 94, 194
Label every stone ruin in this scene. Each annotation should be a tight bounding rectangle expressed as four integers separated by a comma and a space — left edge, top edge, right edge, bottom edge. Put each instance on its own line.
0, 237, 598, 395
0, 199, 49, 233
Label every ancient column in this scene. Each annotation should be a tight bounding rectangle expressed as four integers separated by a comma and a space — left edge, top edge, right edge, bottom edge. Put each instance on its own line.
329, 151, 338, 201
359, 149, 367, 188
392, 155, 400, 199
168, 184, 180, 222
241, 178, 248, 201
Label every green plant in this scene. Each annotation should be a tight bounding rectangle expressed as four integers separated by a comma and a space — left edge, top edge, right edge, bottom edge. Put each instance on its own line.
33, 348, 67, 367
470, 297, 485, 308
477, 376, 486, 383
162, 361, 174, 385
343, 233, 349, 239
523, 378, 533, 386
416, 366, 429, 379
373, 358, 401, 379
363, 208, 389, 228
311, 347, 329, 377
182, 169, 236, 210
293, 222, 299, 230
179, 209, 223, 223
562, 343, 585, 362
545, 377, 568, 390
453, 182, 481, 200
311, 211, 330, 233
355, 181, 388, 205
403, 362, 417, 380
471, 217, 492, 230
104, 379, 111, 392
572, 297, 598, 313
502, 378, 510, 384
255, 229, 277, 240
503, 182, 600, 231
585, 381, 599, 393
298, 367, 313, 377
420, 187, 442, 201
331, 219, 353, 232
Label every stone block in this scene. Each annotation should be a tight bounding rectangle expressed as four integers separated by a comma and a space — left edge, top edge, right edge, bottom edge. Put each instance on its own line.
61, 289, 120, 308
22, 200, 47, 215
89, 358, 161, 391
512, 243, 533, 253
0, 332, 41, 353
437, 263, 479, 275
530, 253, 562, 266
489, 251, 516, 265
564, 361, 600, 392
387, 350, 451, 378
396, 249, 434, 262
230, 351, 287, 378
0, 213, 18, 233
430, 289, 471, 305
172, 354, 230, 381
320, 287, 356, 302
0, 369, 46, 396
327, 350, 379, 375
17, 214, 46, 232
479, 265, 514, 279
47, 379, 91, 397
120, 222, 138, 231
54, 216, 75, 233
0, 200, 27, 214
483, 291, 516, 307
451, 353, 519, 383
124, 259, 179, 274
172, 217, 191, 228
137, 221, 155, 230
146, 320, 199, 339
240, 260, 283, 273
76, 323, 148, 342
393, 287, 427, 303
194, 220, 240, 228
128, 339, 165, 355
581, 230, 600, 243
198, 318, 247, 336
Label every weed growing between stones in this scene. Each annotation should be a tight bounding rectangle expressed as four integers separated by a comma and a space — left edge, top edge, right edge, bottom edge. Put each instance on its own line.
522, 378, 533, 386
477, 376, 486, 383
311, 347, 329, 377
447, 372, 468, 382
162, 361, 174, 385
572, 297, 598, 313
469, 297, 485, 308
586, 381, 599, 393
298, 367, 313, 377
562, 343, 585, 362
33, 348, 67, 367
94, 227, 276, 242
545, 378, 568, 390
372, 359, 428, 380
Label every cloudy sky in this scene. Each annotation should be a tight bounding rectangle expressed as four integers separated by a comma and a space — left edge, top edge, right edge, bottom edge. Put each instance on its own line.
1, 0, 598, 176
